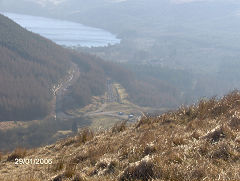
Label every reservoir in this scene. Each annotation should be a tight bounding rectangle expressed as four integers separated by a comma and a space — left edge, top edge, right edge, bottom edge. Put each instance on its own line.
2, 12, 121, 47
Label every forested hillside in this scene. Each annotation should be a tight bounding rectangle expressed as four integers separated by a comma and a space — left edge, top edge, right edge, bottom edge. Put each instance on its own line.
0, 14, 145, 123
0, 12, 181, 123
68, 53, 179, 110
0, 14, 73, 121
0, 14, 125, 122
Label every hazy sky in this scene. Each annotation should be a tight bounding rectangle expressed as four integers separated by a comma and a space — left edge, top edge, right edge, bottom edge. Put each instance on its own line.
23, 0, 215, 5
171, 0, 211, 3
1, 0, 237, 8
26, 0, 65, 5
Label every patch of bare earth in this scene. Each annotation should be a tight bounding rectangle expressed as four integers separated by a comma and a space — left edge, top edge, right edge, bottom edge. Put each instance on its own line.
0, 121, 25, 130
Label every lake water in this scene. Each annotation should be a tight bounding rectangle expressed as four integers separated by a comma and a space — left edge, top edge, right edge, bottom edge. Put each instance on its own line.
2, 12, 120, 47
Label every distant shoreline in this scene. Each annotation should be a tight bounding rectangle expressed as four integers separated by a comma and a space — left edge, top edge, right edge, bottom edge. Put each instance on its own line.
2, 12, 121, 48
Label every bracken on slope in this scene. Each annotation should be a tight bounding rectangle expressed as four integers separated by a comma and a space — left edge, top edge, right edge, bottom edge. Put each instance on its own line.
0, 91, 240, 181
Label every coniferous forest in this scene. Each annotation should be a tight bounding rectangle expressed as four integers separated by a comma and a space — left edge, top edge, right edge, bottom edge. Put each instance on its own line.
0, 15, 72, 121
0, 15, 111, 121
0, 13, 181, 122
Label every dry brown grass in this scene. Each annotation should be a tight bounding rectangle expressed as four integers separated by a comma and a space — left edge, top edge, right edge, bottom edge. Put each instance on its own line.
6, 178, 42, 181
52, 159, 64, 172
64, 164, 77, 178
229, 117, 240, 130
76, 128, 94, 145
112, 121, 127, 133
1, 91, 240, 180
7, 147, 27, 162
172, 137, 187, 146
62, 137, 76, 147
119, 161, 157, 181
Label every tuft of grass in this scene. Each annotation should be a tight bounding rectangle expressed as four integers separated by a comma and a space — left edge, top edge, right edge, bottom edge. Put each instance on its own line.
191, 131, 201, 140
52, 159, 64, 172
77, 128, 94, 145
205, 128, 225, 143
191, 169, 206, 181
62, 137, 76, 147
7, 148, 27, 162
166, 153, 183, 164
172, 137, 186, 146
136, 116, 152, 128
143, 145, 156, 156
112, 121, 127, 133
211, 144, 231, 161
104, 161, 118, 175
96, 162, 108, 170
89, 161, 109, 176
64, 164, 76, 178
119, 161, 157, 181
197, 98, 216, 120
71, 155, 88, 164
199, 142, 210, 157
11, 178, 42, 181
72, 175, 86, 181
229, 117, 240, 130
53, 174, 64, 181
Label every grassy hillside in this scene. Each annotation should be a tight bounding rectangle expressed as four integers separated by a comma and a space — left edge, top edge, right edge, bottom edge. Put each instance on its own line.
1, 91, 240, 180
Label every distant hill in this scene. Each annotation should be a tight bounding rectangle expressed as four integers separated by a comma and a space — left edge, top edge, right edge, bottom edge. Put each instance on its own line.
1, 91, 240, 180
0, 14, 71, 121
2, 0, 240, 108
0, 13, 181, 152
0, 14, 126, 121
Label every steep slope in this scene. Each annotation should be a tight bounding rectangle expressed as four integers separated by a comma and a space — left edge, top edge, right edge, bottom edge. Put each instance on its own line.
0, 14, 127, 122
1, 91, 240, 180
0, 14, 71, 121
0, 13, 141, 150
